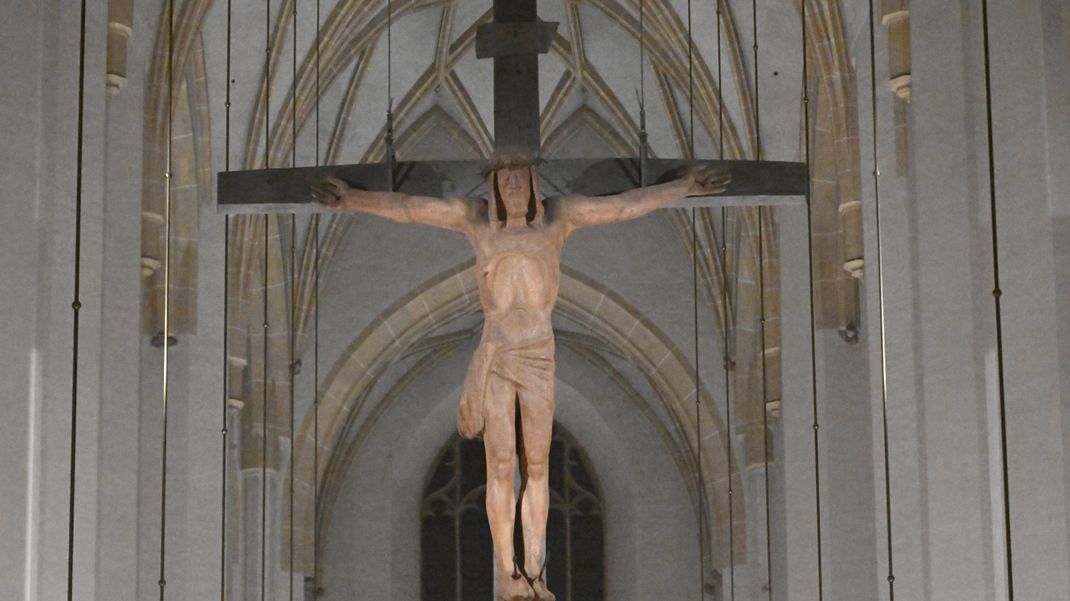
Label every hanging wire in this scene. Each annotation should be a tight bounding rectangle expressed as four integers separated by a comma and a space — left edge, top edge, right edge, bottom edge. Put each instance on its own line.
751, 0, 761, 161
865, 0, 897, 599
980, 1, 1014, 598
261, 3, 272, 601
683, 2, 704, 597
801, 1, 826, 598
288, 2, 298, 600
686, 0, 695, 158
714, 4, 736, 600
159, 0, 177, 598
220, 0, 234, 598
66, 0, 89, 599
751, 1, 773, 599
717, 2, 725, 158
385, 0, 396, 191
638, 0, 648, 187
312, 0, 322, 592
260, 218, 269, 601
692, 200, 705, 601
757, 208, 773, 601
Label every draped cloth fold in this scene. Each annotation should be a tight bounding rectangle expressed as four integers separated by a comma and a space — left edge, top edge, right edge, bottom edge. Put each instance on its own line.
457, 336, 555, 439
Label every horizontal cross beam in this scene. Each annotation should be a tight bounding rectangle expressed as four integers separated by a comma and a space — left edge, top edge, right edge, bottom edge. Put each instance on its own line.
215, 158, 808, 215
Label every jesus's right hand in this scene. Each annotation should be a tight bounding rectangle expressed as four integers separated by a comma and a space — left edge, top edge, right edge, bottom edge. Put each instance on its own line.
311, 177, 351, 210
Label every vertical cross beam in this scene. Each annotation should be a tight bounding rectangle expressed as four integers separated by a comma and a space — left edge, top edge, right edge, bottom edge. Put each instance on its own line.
477, 0, 558, 156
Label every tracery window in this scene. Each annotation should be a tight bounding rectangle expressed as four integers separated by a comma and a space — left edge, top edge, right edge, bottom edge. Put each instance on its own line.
421, 425, 604, 601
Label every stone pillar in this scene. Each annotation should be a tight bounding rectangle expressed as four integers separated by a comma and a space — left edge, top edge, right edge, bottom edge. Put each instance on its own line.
0, 1, 48, 596
776, 204, 820, 601
858, 2, 1070, 600
984, 1, 1070, 598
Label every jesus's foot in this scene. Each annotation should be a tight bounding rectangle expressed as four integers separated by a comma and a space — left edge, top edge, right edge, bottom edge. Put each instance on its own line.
529, 574, 555, 601
495, 571, 534, 601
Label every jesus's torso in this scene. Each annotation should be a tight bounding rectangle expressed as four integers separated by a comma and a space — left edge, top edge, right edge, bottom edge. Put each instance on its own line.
467, 212, 564, 348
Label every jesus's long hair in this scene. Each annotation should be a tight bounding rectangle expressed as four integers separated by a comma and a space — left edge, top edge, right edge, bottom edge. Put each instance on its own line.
484, 154, 544, 228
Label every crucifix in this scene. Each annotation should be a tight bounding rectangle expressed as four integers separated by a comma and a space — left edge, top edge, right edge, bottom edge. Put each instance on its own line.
218, 2, 804, 600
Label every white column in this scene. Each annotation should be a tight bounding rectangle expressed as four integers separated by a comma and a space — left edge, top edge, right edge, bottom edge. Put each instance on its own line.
987, 2, 1070, 599
776, 204, 819, 601
25, 1, 111, 600
0, 1, 47, 597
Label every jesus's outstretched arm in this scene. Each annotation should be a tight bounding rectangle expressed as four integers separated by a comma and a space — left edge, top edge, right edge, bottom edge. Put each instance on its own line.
311, 176, 472, 233
553, 165, 730, 233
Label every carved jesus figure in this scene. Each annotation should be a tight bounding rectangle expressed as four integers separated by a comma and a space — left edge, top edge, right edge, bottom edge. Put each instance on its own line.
312, 156, 729, 601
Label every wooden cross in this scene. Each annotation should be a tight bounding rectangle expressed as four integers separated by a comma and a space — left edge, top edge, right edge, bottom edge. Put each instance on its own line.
216, 0, 806, 214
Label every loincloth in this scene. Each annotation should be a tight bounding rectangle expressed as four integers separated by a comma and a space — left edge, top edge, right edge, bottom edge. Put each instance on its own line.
457, 336, 555, 439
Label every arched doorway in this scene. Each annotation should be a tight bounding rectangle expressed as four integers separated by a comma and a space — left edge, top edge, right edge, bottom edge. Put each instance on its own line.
421, 424, 604, 601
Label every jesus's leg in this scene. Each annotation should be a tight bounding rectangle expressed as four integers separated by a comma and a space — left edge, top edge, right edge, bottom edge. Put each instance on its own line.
518, 377, 555, 601
484, 374, 533, 601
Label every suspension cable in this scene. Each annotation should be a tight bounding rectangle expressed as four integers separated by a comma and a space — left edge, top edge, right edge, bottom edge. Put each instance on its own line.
684, 2, 704, 597
865, 0, 897, 599
801, 1, 826, 598
158, 0, 176, 598
288, 2, 298, 600
66, 0, 89, 598
313, 0, 322, 592
220, 0, 234, 598
980, 1, 1014, 598
638, 0, 647, 186
751, 1, 773, 599
385, 0, 396, 190
261, 3, 272, 601
714, 4, 736, 600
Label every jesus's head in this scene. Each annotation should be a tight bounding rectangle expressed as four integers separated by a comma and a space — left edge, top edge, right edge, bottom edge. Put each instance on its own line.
486, 154, 542, 228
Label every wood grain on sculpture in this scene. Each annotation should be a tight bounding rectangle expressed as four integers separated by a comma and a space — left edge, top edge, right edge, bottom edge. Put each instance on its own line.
312, 156, 729, 601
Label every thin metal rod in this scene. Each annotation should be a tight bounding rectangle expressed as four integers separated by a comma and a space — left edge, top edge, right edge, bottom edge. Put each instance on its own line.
159, 0, 175, 598
385, 0, 396, 189
288, 2, 297, 600
262, 7, 271, 601
313, 212, 321, 594
801, 1, 825, 598
686, 3, 701, 596
312, 0, 321, 592
288, 214, 296, 601
721, 208, 735, 601
220, 0, 233, 598
717, 1, 725, 159
686, 0, 694, 157
866, 1, 896, 599
638, 0, 647, 186
751, 1, 772, 599
757, 206, 773, 601
980, 2, 1014, 598
261, 215, 269, 601
266, 0, 272, 169
315, 0, 321, 167
66, 0, 88, 598
391, 0, 395, 110
752, 0, 761, 161
715, 4, 734, 599
692, 206, 705, 598
639, 0, 645, 109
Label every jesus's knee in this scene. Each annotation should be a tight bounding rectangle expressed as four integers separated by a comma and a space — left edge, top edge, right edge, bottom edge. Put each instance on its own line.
487, 449, 516, 482
524, 457, 548, 482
